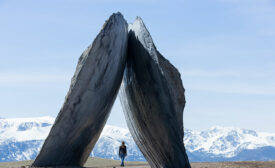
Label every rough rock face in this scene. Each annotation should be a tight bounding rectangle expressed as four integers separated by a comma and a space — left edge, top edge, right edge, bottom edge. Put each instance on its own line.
32, 13, 128, 167
119, 17, 191, 168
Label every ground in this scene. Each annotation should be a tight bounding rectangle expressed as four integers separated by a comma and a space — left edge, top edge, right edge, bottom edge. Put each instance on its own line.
0, 158, 275, 168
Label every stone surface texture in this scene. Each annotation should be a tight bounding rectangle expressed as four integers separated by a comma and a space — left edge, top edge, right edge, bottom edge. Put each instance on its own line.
32, 13, 128, 167
119, 17, 191, 168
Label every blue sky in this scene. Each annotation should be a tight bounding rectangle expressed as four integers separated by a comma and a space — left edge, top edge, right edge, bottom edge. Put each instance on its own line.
0, 0, 274, 132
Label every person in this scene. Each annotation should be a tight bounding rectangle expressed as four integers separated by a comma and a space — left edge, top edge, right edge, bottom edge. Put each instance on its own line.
119, 141, 127, 167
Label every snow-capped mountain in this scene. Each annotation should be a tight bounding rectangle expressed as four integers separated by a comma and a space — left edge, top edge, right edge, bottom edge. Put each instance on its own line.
184, 126, 275, 161
0, 117, 54, 161
0, 117, 54, 143
1, 117, 275, 162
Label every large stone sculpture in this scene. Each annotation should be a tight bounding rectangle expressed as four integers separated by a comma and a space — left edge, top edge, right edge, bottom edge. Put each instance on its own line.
32, 13, 128, 167
32, 13, 191, 168
119, 17, 191, 168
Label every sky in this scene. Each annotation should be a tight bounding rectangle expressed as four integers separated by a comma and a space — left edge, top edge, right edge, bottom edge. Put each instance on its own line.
0, 0, 274, 132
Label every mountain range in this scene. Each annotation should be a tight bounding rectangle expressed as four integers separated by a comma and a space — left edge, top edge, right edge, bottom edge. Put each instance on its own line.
1, 117, 275, 162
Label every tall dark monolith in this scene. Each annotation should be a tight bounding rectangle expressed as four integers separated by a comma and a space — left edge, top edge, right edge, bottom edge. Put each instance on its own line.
119, 17, 191, 168
32, 13, 128, 167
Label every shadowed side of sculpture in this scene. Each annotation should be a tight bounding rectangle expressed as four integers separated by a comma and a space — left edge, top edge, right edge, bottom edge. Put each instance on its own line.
32, 13, 128, 167
119, 17, 191, 168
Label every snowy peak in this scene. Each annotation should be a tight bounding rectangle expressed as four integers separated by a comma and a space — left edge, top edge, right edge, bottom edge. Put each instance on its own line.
0, 117, 54, 142
1, 117, 275, 162
184, 126, 275, 157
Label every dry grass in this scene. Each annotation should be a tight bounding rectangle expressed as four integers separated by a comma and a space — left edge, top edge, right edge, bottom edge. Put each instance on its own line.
84, 157, 147, 168
0, 160, 33, 168
191, 161, 275, 168
0, 157, 147, 168
1, 158, 275, 168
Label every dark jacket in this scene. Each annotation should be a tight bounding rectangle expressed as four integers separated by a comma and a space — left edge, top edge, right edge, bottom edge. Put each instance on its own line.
119, 145, 127, 156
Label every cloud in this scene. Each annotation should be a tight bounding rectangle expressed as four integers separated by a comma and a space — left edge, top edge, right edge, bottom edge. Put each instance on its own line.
181, 68, 274, 79
182, 69, 242, 78
186, 81, 275, 96
180, 69, 275, 96
0, 72, 71, 85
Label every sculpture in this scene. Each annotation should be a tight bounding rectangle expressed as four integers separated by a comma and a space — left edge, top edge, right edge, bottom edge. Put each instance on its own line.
119, 17, 191, 168
32, 13, 128, 167
33, 13, 190, 168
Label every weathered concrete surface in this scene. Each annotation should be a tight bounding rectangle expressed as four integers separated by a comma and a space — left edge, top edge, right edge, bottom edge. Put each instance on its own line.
119, 17, 191, 168
32, 13, 128, 167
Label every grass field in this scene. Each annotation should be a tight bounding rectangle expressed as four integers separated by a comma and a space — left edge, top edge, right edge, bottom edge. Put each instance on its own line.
1, 158, 275, 168
0, 157, 147, 168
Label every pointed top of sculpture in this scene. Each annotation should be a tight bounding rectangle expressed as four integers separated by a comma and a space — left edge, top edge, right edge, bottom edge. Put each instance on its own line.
128, 17, 159, 64
110, 12, 124, 20
102, 12, 127, 30
128, 16, 153, 46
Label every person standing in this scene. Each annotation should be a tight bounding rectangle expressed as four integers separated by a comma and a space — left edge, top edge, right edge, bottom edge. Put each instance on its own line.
119, 141, 127, 167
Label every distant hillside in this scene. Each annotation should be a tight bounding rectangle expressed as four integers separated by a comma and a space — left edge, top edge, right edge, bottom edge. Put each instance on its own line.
1, 117, 275, 162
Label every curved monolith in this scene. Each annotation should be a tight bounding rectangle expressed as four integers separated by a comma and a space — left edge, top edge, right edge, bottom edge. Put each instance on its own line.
119, 17, 191, 168
32, 13, 128, 167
